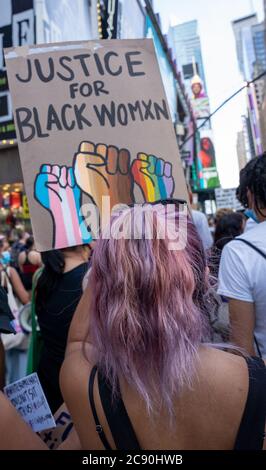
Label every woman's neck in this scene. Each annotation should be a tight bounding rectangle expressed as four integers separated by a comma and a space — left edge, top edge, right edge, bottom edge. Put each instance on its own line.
63, 252, 87, 273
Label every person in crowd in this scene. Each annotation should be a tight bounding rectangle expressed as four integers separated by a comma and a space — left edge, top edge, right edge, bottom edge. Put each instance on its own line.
0, 247, 30, 383
215, 208, 234, 224
0, 286, 16, 390
207, 212, 245, 343
35, 246, 91, 413
0, 244, 29, 306
0, 235, 11, 266
10, 226, 28, 271
18, 236, 42, 291
209, 212, 245, 278
207, 215, 215, 235
187, 186, 213, 250
60, 205, 266, 450
218, 154, 266, 358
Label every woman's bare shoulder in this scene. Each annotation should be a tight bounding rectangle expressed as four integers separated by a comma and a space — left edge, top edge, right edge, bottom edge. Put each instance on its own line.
197, 346, 250, 405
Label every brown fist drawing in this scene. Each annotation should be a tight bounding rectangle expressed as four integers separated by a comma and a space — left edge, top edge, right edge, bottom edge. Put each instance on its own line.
74, 141, 134, 210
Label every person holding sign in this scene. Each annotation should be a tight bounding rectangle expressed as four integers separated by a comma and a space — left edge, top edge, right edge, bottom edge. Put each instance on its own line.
34, 246, 90, 413
60, 205, 266, 450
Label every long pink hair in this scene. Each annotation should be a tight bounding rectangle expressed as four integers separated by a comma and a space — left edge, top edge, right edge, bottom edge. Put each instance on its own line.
86, 205, 211, 415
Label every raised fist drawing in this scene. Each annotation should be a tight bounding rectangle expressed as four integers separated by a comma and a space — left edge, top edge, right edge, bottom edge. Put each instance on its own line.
73, 141, 134, 210
131, 153, 175, 202
34, 164, 92, 249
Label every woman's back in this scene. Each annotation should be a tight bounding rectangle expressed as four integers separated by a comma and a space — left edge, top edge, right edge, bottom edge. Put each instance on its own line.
60, 205, 266, 450
61, 345, 266, 450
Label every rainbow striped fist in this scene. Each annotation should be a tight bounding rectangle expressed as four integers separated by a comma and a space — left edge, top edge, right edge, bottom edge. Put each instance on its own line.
131, 153, 175, 202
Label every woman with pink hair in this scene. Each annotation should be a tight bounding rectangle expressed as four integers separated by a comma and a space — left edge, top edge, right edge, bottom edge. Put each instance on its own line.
60, 204, 266, 450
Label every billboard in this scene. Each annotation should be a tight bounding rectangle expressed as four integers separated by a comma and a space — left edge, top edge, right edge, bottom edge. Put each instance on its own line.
198, 129, 220, 189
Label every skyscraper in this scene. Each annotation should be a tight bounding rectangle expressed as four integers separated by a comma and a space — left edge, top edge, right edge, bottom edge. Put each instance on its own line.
168, 19, 220, 201
168, 20, 207, 97
232, 14, 265, 156
232, 14, 258, 80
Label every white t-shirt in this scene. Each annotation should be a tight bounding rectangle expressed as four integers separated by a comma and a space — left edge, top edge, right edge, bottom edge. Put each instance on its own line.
244, 217, 257, 233
218, 221, 266, 357
192, 210, 213, 250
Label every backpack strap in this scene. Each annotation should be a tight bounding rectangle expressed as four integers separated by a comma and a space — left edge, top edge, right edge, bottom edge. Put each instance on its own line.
233, 238, 265, 358
236, 238, 266, 260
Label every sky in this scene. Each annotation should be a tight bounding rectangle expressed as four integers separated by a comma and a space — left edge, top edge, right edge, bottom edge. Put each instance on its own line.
153, 0, 264, 188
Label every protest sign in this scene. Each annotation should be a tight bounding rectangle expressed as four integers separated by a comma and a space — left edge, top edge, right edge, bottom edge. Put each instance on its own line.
215, 188, 244, 211
39, 404, 73, 450
4, 372, 56, 432
5, 39, 188, 251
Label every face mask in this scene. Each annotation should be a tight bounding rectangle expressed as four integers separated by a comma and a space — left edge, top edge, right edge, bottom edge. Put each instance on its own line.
244, 209, 259, 224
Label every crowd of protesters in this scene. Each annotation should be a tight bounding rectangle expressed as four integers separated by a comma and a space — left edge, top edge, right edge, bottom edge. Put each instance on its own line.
0, 154, 265, 450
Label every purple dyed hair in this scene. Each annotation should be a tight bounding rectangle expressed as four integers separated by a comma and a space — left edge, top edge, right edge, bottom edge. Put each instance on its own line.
85, 205, 211, 415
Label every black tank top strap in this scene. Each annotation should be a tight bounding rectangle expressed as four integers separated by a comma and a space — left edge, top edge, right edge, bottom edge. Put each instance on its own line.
88, 365, 141, 450
88, 365, 112, 450
234, 356, 266, 450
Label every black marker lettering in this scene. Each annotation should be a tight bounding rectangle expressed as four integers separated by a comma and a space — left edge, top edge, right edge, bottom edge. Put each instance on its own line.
61, 104, 75, 130
47, 104, 63, 131
74, 103, 92, 128
142, 100, 155, 120
154, 99, 169, 120
15, 59, 32, 82
94, 101, 116, 127
125, 51, 145, 77
15, 107, 35, 142
128, 101, 144, 121
117, 103, 128, 126
57, 56, 74, 81
104, 52, 122, 76
73, 54, 91, 77
34, 58, 54, 83
33, 107, 49, 137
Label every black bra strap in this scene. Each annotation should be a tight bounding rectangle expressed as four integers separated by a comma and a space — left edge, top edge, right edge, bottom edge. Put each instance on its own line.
97, 368, 140, 450
88, 365, 112, 450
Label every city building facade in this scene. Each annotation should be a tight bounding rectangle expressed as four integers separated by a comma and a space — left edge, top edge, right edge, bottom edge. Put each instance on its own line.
232, 13, 266, 159
168, 19, 220, 212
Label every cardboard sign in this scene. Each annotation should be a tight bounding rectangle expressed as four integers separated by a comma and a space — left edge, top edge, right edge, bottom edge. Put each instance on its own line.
215, 188, 244, 211
4, 373, 56, 432
39, 404, 73, 450
5, 39, 188, 251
